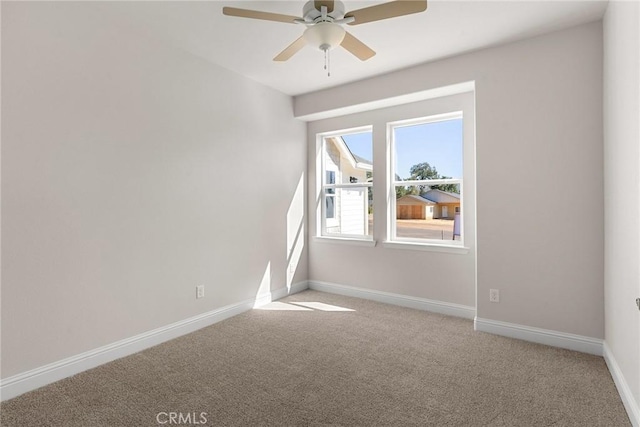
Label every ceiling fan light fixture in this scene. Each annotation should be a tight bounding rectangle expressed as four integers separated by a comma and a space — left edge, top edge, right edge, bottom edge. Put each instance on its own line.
303, 22, 345, 51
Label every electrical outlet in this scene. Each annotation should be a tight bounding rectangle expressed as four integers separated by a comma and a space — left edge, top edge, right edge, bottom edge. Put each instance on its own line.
489, 289, 500, 303
196, 285, 205, 299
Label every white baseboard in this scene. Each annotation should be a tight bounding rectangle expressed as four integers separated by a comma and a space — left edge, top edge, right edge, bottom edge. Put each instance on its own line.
474, 317, 603, 356
0, 282, 308, 402
603, 342, 640, 427
307, 280, 475, 319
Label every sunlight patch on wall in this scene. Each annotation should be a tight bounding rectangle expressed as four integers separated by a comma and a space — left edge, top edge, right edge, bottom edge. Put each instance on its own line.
286, 173, 305, 289
253, 262, 272, 308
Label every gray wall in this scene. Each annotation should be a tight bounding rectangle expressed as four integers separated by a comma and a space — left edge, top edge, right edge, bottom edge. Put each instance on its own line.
298, 22, 605, 339
604, 0, 640, 414
1, 2, 307, 378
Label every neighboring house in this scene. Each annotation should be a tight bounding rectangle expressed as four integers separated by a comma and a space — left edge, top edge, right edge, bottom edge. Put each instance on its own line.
396, 189, 460, 219
324, 137, 372, 235
396, 195, 436, 219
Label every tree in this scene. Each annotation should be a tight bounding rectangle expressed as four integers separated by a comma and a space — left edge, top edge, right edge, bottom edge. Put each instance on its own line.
395, 162, 460, 199
395, 173, 419, 199
395, 185, 419, 199
409, 162, 440, 180
406, 162, 460, 195
431, 176, 460, 194
408, 162, 440, 194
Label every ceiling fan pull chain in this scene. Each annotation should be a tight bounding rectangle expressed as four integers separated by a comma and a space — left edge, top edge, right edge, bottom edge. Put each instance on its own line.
322, 48, 331, 77
324, 49, 329, 76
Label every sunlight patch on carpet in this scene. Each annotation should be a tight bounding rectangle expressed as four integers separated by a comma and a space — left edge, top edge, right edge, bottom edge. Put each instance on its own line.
255, 301, 355, 312
256, 302, 312, 311
291, 302, 355, 311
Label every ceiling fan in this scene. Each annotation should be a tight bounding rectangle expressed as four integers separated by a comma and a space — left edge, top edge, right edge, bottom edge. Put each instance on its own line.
222, 1, 428, 72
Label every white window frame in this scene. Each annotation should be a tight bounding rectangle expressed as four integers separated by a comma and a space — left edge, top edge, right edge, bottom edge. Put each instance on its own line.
317, 127, 374, 241
387, 111, 465, 247
310, 89, 474, 253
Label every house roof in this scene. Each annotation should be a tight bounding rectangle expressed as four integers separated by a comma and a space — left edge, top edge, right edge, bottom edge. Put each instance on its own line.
397, 189, 461, 205
422, 189, 461, 204
327, 137, 372, 171
352, 153, 372, 167
397, 195, 436, 205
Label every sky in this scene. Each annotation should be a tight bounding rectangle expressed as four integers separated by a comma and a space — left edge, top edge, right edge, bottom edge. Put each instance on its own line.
342, 118, 463, 179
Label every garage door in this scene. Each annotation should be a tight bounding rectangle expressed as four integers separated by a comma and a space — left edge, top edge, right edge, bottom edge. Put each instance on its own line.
397, 205, 424, 219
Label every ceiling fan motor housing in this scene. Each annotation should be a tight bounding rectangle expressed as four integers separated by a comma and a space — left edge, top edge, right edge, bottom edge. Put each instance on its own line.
302, 0, 346, 23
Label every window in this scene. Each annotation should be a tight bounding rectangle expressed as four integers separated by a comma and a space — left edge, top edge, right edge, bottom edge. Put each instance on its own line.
389, 112, 464, 245
319, 129, 373, 239
314, 90, 474, 251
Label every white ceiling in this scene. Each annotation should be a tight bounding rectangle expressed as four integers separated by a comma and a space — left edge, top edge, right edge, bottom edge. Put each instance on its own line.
95, 1, 607, 96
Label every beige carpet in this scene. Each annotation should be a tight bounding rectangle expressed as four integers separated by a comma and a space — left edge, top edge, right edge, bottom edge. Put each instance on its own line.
0, 290, 630, 426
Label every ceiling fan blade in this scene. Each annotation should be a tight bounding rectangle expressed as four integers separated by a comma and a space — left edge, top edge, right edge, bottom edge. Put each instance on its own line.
345, 0, 428, 26
273, 36, 307, 61
314, 0, 335, 13
340, 31, 376, 61
222, 7, 300, 24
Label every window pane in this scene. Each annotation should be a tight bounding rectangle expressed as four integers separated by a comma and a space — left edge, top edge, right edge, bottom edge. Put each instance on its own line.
395, 183, 462, 241
341, 133, 373, 182
392, 116, 463, 244
321, 131, 373, 238
394, 118, 462, 181
325, 195, 335, 219
326, 171, 335, 185
396, 184, 462, 241
326, 171, 335, 194
325, 187, 370, 236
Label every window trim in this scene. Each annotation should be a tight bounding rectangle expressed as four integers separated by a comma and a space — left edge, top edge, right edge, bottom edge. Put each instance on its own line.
387, 111, 465, 248
310, 89, 475, 253
382, 240, 469, 254
317, 126, 374, 242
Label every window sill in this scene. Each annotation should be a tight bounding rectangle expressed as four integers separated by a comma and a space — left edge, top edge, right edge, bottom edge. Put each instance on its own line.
313, 236, 377, 247
382, 241, 470, 254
